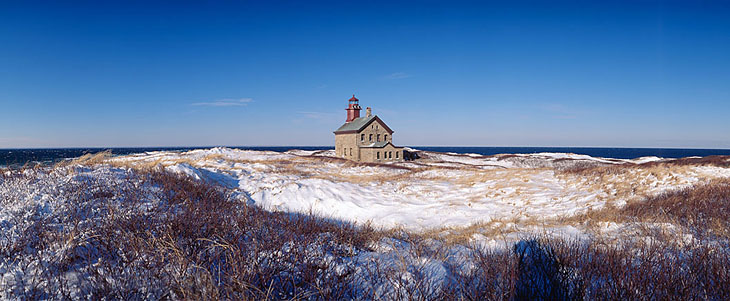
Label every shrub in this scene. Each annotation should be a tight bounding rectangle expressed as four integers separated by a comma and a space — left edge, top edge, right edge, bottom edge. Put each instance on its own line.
2, 164, 729, 300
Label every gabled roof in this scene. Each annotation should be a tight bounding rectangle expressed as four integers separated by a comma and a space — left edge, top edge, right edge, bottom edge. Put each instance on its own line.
333, 115, 394, 134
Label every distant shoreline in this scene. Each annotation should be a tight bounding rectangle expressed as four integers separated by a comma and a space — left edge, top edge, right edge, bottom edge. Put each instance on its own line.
2, 146, 730, 167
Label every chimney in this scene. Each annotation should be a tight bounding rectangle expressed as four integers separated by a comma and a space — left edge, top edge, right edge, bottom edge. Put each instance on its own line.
366, 107, 372, 117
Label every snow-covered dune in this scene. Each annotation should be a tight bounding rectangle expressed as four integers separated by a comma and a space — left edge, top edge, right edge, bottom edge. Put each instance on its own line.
3, 148, 730, 299
109, 147, 730, 230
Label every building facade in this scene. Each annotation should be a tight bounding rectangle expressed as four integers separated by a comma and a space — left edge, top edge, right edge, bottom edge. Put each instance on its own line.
334, 95, 404, 162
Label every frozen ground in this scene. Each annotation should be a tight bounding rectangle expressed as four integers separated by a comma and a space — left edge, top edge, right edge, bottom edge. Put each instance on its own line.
2, 148, 730, 299
112, 147, 730, 232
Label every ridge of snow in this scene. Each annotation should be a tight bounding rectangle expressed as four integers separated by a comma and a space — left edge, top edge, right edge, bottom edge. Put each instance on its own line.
102, 147, 730, 230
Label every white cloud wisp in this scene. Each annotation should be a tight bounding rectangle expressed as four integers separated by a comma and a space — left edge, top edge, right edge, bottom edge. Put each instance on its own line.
192, 98, 253, 107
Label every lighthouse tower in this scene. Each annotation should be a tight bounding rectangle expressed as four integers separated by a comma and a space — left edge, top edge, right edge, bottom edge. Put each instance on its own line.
345, 94, 361, 122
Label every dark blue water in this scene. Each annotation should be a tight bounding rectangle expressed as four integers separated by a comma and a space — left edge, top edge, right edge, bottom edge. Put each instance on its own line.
1, 146, 729, 167
415, 147, 730, 159
0, 146, 329, 167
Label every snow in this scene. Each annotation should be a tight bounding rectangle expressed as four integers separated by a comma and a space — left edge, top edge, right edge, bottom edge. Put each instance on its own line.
105, 147, 730, 231
243, 166, 594, 229
627, 156, 664, 164
529, 152, 620, 163
165, 163, 203, 180
3, 147, 730, 298
4, 147, 729, 250
0, 166, 162, 298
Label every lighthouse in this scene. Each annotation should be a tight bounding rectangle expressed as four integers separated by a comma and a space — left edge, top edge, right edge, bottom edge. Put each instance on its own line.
345, 94, 361, 122
334, 94, 404, 162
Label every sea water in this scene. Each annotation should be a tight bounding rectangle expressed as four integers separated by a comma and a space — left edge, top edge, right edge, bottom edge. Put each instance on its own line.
2, 146, 730, 167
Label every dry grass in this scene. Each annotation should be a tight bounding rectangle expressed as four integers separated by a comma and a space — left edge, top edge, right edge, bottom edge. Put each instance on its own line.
414, 161, 730, 250
620, 177, 730, 239
68, 150, 725, 205
652, 155, 730, 167
62, 149, 530, 189
56, 150, 114, 166
3, 163, 730, 299
417, 218, 523, 246
554, 161, 716, 209
556, 175, 730, 247
562, 155, 730, 177
9, 150, 728, 298
1, 166, 385, 299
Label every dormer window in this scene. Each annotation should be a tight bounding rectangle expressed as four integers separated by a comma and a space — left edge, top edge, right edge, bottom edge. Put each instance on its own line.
361, 134, 364, 141
384, 134, 388, 141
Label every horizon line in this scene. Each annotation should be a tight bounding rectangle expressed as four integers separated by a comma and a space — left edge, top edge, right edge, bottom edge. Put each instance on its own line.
1, 145, 730, 151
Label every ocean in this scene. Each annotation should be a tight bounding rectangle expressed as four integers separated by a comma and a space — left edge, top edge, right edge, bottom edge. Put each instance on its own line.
1, 146, 730, 168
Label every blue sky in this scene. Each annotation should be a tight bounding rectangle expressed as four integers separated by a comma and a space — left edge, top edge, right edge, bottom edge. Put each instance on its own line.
1, 1, 729, 148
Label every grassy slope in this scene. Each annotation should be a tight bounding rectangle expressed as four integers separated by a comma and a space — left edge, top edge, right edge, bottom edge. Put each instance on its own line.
1, 157, 729, 299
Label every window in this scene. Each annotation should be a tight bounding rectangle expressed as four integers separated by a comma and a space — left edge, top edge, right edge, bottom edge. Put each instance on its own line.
376, 152, 380, 159
377, 134, 380, 142
389, 151, 392, 159
349, 148, 352, 156
384, 134, 388, 141
369, 134, 373, 141
361, 134, 364, 141
396, 152, 399, 159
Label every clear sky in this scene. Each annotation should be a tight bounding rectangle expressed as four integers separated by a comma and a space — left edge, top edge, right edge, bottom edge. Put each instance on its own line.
1, 1, 729, 148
